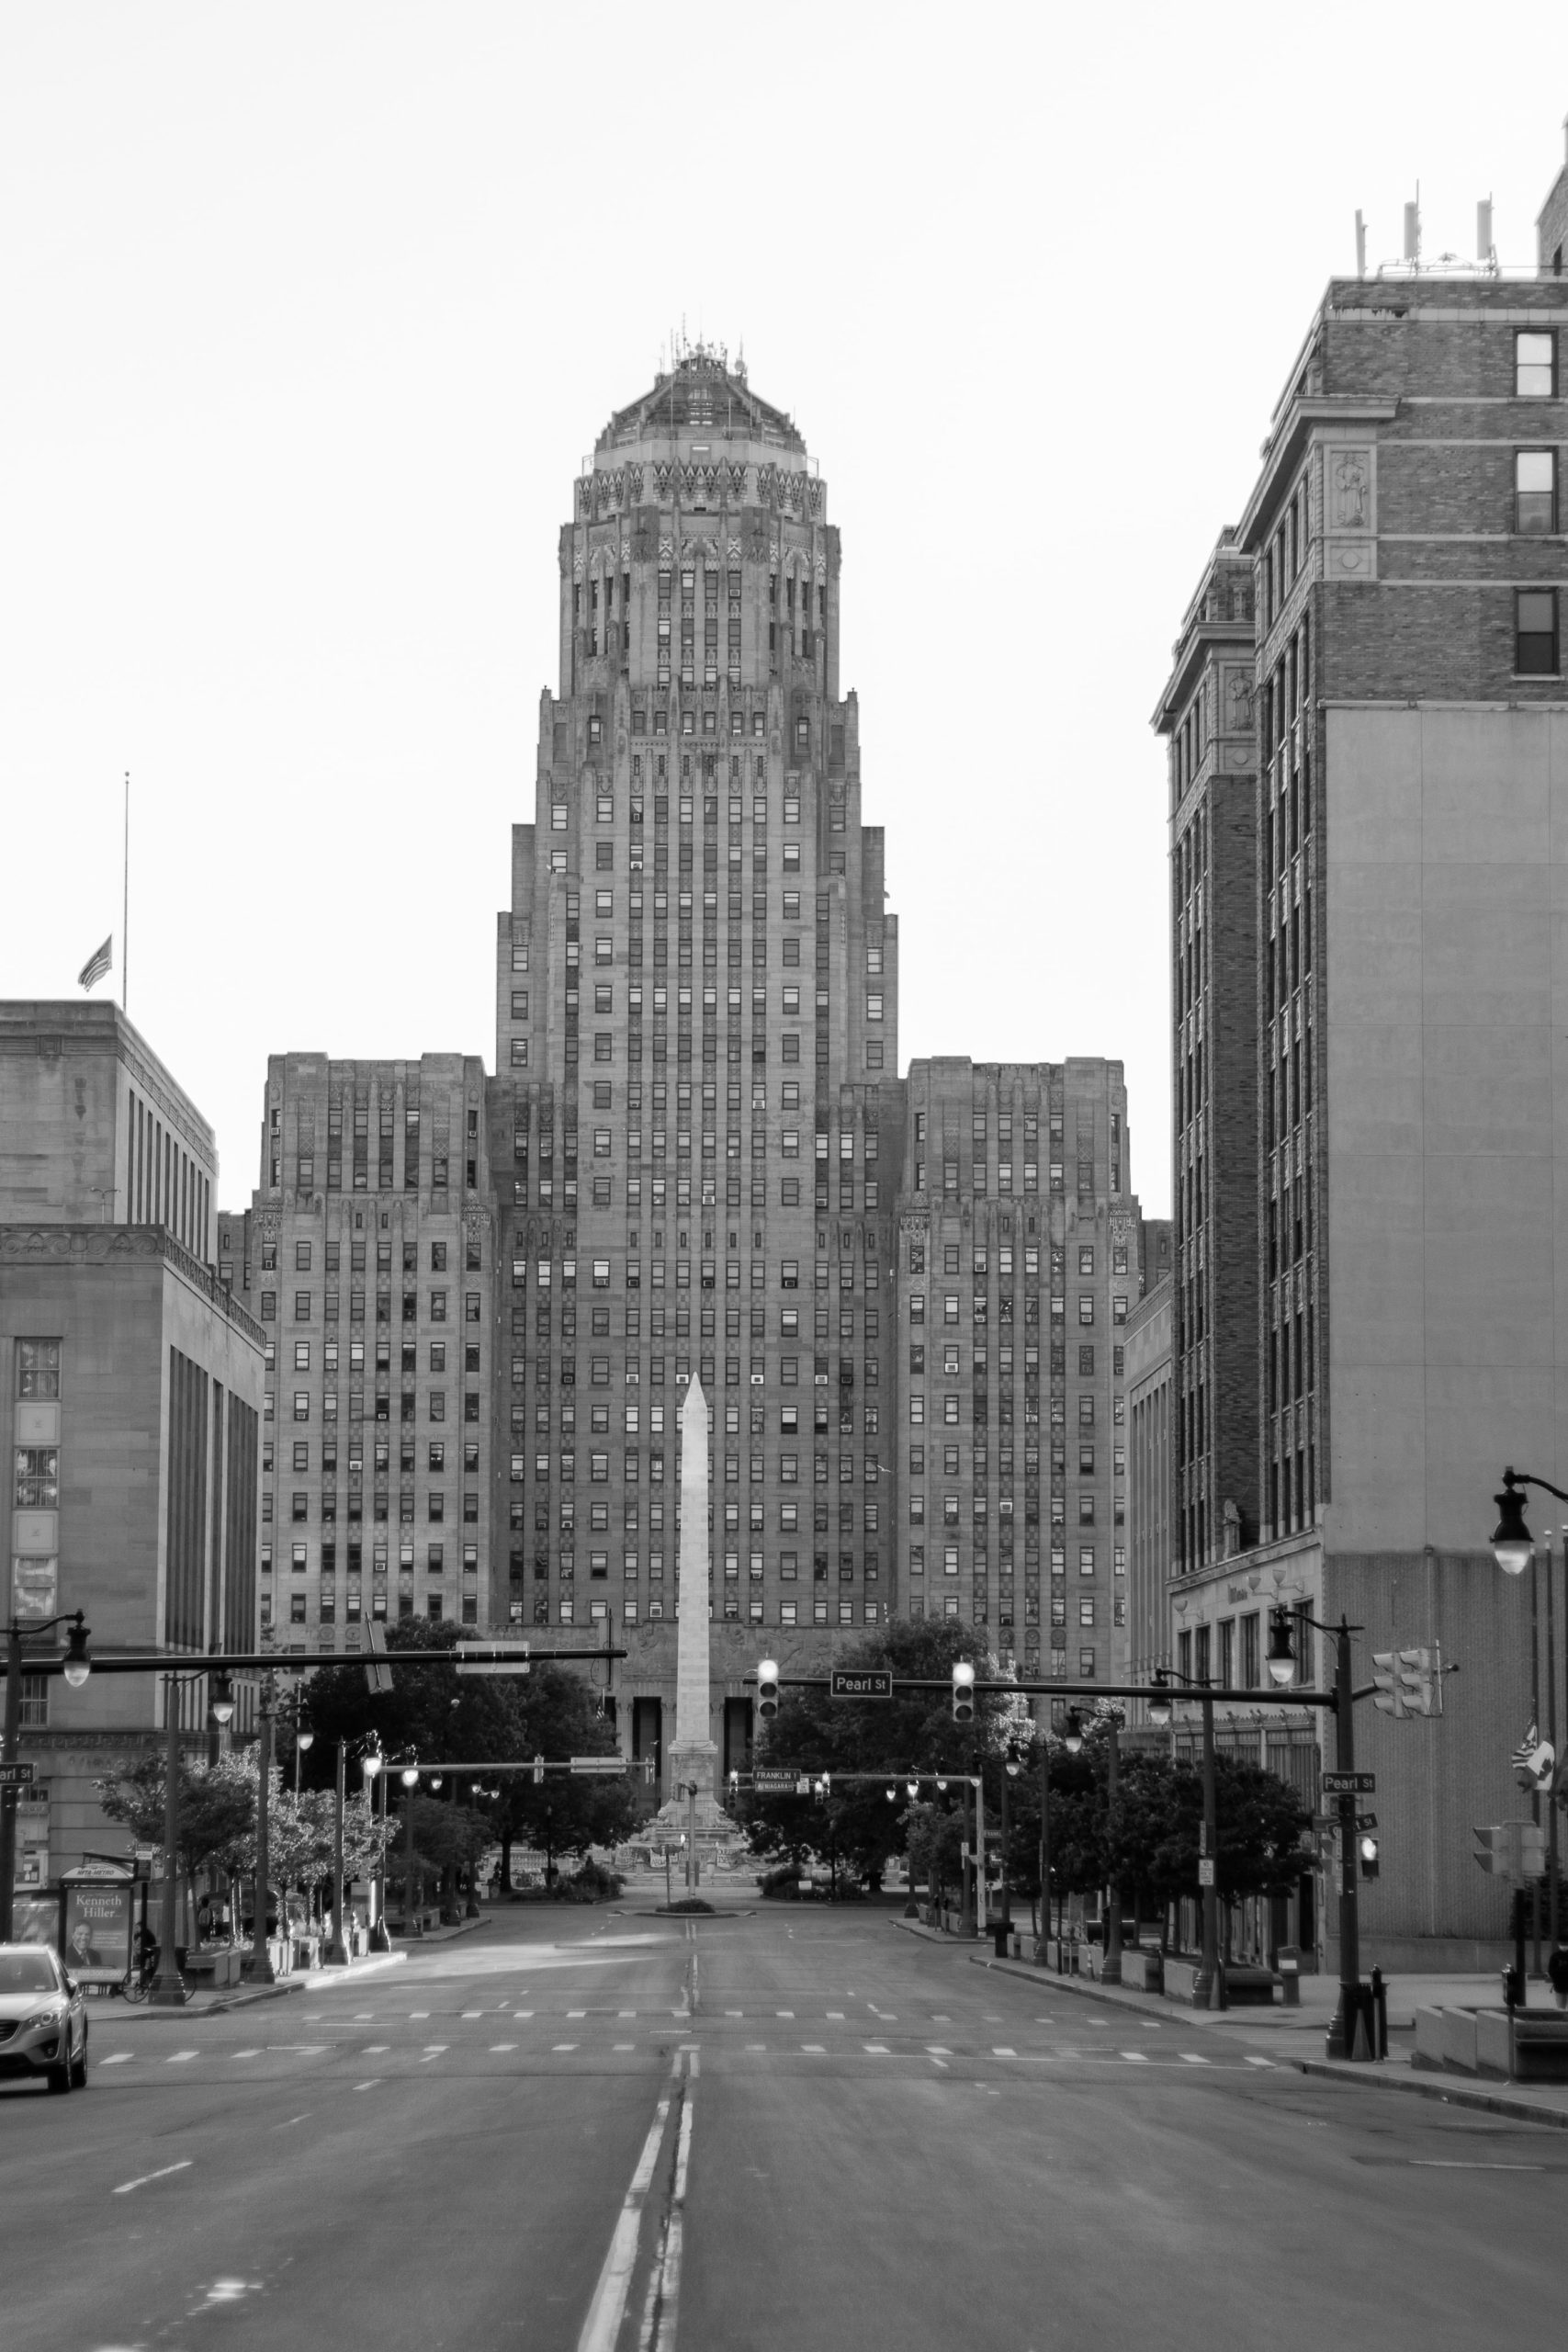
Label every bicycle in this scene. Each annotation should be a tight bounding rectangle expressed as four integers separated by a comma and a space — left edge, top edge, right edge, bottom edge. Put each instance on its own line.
119, 1945, 159, 2003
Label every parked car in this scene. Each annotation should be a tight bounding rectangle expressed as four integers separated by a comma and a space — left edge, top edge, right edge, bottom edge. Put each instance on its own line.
0, 1944, 89, 2094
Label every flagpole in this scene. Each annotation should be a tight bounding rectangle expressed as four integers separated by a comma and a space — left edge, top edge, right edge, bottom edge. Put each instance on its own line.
122, 770, 130, 1013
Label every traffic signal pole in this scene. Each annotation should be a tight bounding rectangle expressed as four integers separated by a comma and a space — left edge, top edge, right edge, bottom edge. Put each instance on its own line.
1327, 1617, 1366, 2062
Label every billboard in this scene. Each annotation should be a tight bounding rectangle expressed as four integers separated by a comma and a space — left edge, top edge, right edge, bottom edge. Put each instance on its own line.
62, 1880, 136, 1983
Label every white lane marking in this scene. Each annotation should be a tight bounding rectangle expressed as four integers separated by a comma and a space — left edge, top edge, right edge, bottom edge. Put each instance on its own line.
1179, 2053, 1211, 2066
863, 2043, 889, 2054
993, 2047, 1019, 2058
553, 2042, 578, 2052
276, 2114, 311, 2129
618, 2010, 637, 2018
744, 2043, 767, 2052
652, 2093, 694, 2352
827, 2011, 845, 2020
1246, 2055, 1275, 2068
354, 2012, 375, 2019
775, 2010, 795, 2018
364, 2044, 390, 2054
614, 2043, 635, 2052
926, 2045, 952, 2055
101, 2052, 134, 2065
420, 2047, 447, 2062
491, 2042, 518, 2052
410, 2011, 429, 2018
1411, 2160, 1545, 2170
113, 2159, 193, 2196
931, 2015, 951, 2022
462, 2010, 483, 2019
801, 2043, 827, 2054
513, 2011, 535, 2019
1122, 2052, 1149, 2064
231, 2049, 261, 2060
574, 2058, 681, 2352
724, 2009, 743, 2018
355, 2080, 380, 2092
167, 2051, 198, 2064
929, 2056, 948, 2070
569, 2009, 588, 2018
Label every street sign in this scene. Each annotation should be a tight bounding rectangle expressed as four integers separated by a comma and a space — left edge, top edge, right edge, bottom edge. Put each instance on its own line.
1356, 1812, 1378, 1831
456, 1641, 533, 1678
1322, 1771, 1375, 1795
0, 1760, 36, 1790
752, 1769, 810, 1793
568, 1756, 625, 1775
1198, 1858, 1216, 1887
830, 1668, 893, 1699
364, 1620, 394, 1696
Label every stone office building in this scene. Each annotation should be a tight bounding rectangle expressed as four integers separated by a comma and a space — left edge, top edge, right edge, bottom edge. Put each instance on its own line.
1150, 135, 1568, 1962
243, 346, 1149, 1785
2, 1003, 263, 1883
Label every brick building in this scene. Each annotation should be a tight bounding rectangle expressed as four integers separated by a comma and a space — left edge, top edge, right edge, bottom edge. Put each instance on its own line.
1150, 139, 1568, 1963
1123, 1275, 1171, 1712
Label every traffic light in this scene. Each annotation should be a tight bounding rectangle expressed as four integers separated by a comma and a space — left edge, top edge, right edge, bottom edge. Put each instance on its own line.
1473, 1824, 1516, 1876
1397, 1646, 1438, 1716
1519, 1822, 1548, 1876
532, 1753, 546, 1786
1357, 1833, 1380, 1881
1371, 1651, 1404, 1718
757, 1659, 780, 1720
952, 1660, 976, 1724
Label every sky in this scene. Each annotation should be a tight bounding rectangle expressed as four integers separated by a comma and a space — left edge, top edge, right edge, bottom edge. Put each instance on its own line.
4, 4, 1567, 1219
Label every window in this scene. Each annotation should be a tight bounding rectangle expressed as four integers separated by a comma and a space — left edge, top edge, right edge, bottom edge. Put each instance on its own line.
1517, 330, 1556, 398
1517, 589, 1560, 675
1516, 450, 1558, 535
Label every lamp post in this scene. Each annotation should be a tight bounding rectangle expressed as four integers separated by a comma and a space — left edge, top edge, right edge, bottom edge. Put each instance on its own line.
1102, 1706, 1123, 1987
1267, 1602, 1371, 2060
149, 1666, 234, 2008
999, 1758, 1020, 1949
243, 1672, 276, 1985
1494, 1469, 1565, 1950
323, 1739, 349, 1966
1036, 1719, 1054, 1962
0, 1609, 90, 1942
294, 1719, 314, 1798
1146, 1667, 1222, 2007
400, 1763, 421, 1934
361, 1747, 387, 1949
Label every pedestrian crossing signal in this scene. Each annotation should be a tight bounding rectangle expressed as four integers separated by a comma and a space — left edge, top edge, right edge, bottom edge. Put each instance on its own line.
1358, 1833, 1380, 1881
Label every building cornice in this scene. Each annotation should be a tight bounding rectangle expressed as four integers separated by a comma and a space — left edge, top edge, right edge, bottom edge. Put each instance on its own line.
1236, 399, 1399, 555
0, 1222, 265, 1349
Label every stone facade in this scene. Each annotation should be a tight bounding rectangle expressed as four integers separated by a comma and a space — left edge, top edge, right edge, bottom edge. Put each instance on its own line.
1123, 1275, 1171, 1711
2, 1009, 264, 1883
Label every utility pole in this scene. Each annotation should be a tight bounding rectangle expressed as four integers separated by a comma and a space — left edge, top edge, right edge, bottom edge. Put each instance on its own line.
1036, 1726, 1053, 1961
0, 1617, 22, 1942
1196, 1687, 1222, 2008
324, 1740, 348, 1966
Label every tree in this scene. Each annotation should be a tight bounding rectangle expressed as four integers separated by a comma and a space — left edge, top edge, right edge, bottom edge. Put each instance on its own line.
287, 1617, 534, 1791
97, 1752, 257, 1942
488, 1667, 637, 1883
741, 1621, 1026, 1888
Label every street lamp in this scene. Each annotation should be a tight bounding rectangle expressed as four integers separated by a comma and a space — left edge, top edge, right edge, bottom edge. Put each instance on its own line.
1266, 1603, 1375, 2060
1487, 1467, 1565, 1953
1267, 1606, 1299, 1685
1063, 1709, 1085, 1754
150, 1663, 236, 2007
361, 1748, 389, 1950
400, 1763, 422, 1934
0, 1608, 91, 1940
1146, 1669, 1172, 1729
294, 1721, 314, 1797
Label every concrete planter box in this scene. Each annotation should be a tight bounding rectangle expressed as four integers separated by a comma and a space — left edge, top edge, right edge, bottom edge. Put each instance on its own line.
1413, 2007, 1450, 2070
1122, 1950, 1164, 1995
1440, 2009, 1480, 2074
1162, 1958, 1201, 2004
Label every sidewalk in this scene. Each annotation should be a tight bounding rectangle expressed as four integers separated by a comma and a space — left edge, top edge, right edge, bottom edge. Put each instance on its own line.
890, 1917, 1568, 2128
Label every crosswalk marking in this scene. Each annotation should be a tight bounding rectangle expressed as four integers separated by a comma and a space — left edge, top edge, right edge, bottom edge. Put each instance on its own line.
365, 2045, 389, 2054
491, 2043, 517, 2052
568, 2009, 587, 2018
776, 2010, 795, 2018
827, 2011, 845, 2019
232, 2049, 260, 2060
614, 2042, 635, 2052
102, 2052, 133, 2065
1180, 2053, 1211, 2065
801, 2044, 827, 2054
410, 2012, 429, 2019
1246, 2055, 1275, 2068
354, 2080, 379, 2092
745, 2043, 767, 2052
1121, 2052, 1149, 2064
552, 2042, 578, 2052
513, 2011, 534, 2020
168, 2051, 197, 2064
993, 2047, 1019, 2058
926, 2045, 952, 2055
462, 2010, 482, 2019
617, 2010, 636, 2018
420, 2047, 446, 2062
725, 2009, 743, 2018
863, 2043, 889, 2054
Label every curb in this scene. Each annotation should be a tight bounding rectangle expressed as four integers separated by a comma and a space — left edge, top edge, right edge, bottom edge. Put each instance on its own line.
1295, 2056, 1568, 2131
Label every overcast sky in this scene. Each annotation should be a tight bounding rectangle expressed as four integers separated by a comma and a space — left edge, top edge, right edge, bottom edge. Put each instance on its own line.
4, 5, 1565, 1218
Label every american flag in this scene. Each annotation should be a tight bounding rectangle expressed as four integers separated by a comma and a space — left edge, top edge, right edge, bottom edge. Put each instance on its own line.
77, 934, 112, 991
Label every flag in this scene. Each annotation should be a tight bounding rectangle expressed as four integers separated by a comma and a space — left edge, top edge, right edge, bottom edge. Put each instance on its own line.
1514, 1722, 1540, 1767
77, 935, 112, 991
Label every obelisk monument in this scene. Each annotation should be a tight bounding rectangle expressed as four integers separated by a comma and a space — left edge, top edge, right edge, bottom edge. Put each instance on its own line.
655, 1376, 738, 1848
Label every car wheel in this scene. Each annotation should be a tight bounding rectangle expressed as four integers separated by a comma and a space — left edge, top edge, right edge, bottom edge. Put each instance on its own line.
46, 2056, 73, 2096
70, 2033, 88, 2091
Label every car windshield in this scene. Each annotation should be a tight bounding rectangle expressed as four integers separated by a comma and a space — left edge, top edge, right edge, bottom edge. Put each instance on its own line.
0, 1951, 60, 1993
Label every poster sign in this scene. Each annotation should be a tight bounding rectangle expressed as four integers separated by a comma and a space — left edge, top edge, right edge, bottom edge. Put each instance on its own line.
62, 1880, 136, 1984
10, 1893, 62, 1951
10, 1555, 58, 1620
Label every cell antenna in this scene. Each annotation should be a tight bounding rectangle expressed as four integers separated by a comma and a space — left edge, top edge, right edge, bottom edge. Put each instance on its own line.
1477, 197, 1494, 266
1354, 210, 1367, 278
1404, 187, 1420, 265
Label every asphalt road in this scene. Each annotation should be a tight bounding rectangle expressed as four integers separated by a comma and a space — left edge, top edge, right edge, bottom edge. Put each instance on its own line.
3, 1901, 1563, 2351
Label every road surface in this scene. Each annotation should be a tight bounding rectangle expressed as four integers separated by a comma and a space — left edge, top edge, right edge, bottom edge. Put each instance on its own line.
2, 1900, 1561, 2349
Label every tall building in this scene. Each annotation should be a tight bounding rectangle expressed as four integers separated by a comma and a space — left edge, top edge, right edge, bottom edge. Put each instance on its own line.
897, 1057, 1146, 1684
1153, 139, 1568, 1962
1123, 1274, 1171, 1708
242, 345, 1146, 1791
228, 1052, 493, 1652
2, 1003, 263, 1886
1153, 538, 1260, 1574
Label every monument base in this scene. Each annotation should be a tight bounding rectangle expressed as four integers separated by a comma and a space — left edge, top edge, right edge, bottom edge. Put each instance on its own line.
652, 1741, 743, 1843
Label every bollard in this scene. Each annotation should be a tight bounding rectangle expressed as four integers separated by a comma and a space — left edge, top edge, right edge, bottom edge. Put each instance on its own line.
1278, 1946, 1301, 2009
1370, 1965, 1389, 2059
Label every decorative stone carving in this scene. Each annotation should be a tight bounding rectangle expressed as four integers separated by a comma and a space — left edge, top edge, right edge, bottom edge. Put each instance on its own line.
1330, 448, 1370, 529
728, 464, 747, 499
627, 464, 644, 501
1225, 670, 1254, 732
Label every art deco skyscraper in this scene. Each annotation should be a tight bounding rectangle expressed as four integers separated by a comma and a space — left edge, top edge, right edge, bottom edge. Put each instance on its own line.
492, 345, 900, 1738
